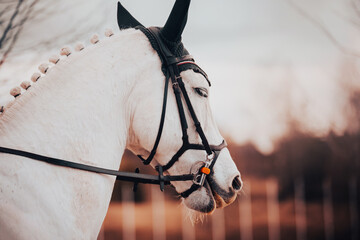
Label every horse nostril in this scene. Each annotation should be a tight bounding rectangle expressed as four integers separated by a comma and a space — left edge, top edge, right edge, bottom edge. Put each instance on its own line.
232, 176, 242, 191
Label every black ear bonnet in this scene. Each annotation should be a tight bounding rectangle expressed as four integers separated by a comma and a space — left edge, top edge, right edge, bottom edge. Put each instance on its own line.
117, 0, 190, 58
117, 0, 209, 81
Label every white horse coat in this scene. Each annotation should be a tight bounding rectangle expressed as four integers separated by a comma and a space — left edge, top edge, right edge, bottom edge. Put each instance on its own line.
0, 29, 160, 239
0, 4, 242, 239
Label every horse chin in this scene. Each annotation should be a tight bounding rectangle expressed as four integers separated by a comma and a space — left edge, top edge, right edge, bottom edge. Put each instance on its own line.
183, 181, 216, 214
183, 178, 237, 213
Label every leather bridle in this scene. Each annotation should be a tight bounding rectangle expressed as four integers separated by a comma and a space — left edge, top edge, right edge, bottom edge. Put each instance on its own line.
135, 27, 227, 197
0, 27, 227, 198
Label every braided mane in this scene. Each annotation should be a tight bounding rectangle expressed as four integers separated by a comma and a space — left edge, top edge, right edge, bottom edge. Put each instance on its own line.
0, 29, 116, 117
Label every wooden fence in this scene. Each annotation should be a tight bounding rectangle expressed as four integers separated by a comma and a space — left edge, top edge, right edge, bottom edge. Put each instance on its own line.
99, 175, 359, 240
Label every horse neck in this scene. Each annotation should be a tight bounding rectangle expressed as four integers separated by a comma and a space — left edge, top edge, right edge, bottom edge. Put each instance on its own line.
0, 29, 163, 238
0, 29, 157, 167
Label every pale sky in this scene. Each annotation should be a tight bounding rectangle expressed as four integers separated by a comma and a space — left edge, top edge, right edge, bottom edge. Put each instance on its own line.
1, 0, 359, 153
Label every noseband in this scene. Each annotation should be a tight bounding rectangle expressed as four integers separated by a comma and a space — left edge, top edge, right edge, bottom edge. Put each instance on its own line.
0, 27, 226, 198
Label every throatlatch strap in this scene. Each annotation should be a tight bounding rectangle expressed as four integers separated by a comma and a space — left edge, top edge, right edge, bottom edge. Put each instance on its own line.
137, 72, 170, 165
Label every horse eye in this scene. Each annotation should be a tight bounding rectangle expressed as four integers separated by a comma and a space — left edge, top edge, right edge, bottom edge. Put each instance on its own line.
194, 87, 208, 98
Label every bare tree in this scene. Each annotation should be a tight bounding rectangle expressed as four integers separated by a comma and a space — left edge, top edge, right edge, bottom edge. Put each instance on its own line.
0, 0, 40, 67
286, 0, 360, 58
0, 0, 111, 69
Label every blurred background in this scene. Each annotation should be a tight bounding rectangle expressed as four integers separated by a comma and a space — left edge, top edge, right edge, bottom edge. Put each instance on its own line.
1, 0, 359, 239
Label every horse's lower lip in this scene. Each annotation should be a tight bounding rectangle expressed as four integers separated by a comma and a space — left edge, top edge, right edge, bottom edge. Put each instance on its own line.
206, 180, 226, 208
197, 181, 216, 213
206, 176, 238, 207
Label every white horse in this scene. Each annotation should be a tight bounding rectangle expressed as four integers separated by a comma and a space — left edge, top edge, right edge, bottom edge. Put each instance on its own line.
0, 1, 242, 239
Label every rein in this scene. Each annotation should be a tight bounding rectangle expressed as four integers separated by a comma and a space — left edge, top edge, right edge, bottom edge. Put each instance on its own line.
0, 27, 226, 198
0, 146, 193, 185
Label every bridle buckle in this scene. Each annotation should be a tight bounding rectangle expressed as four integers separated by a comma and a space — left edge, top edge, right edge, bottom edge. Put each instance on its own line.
193, 160, 211, 186
207, 152, 215, 161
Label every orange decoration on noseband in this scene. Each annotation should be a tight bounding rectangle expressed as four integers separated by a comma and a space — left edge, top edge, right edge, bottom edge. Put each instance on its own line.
200, 167, 211, 175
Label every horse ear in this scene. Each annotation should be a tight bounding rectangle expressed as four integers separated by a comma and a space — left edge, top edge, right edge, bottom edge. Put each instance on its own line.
117, 2, 143, 30
161, 0, 191, 42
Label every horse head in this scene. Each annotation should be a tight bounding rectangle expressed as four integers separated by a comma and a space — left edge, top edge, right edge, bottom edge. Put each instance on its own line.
118, 0, 243, 213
